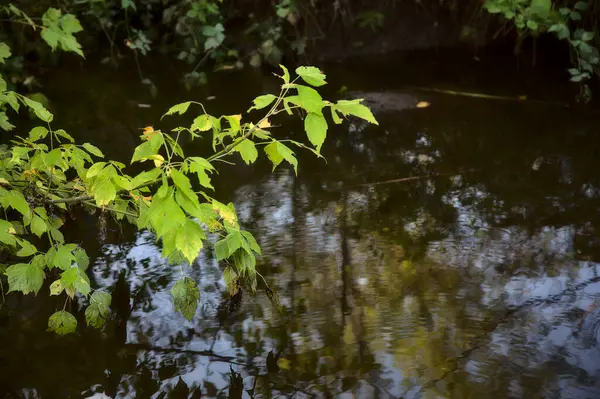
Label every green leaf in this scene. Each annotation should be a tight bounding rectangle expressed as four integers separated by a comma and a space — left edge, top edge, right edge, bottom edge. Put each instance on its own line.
93, 178, 116, 206
224, 115, 242, 135
60, 14, 83, 34
55, 129, 74, 142
30, 215, 47, 238
17, 240, 37, 257
23, 97, 53, 123
47, 311, 77, 335
131, 137, 162, 163
82, 143, 104, 158
571, 10, 582, 20
5, 190, 30, 216
304, 113, 328, 152
241, 230, 261, 255
295, 66, 327, 87
86, 162, 106, 179
279, 65, 290, 83
235, 139, 258, 164
171, 277, 200, 321
233, 248, 256, 275
29, 126, 49, 141
264, 142, 298, 174
163, 101, 192, 118
60, 266, 90, 296
290, 85, 324, 114
188, 157, 214, 189
215, 230, 244, 260
330, 107, 342, 124
191, 114, 213, 132
112, 175, 132, 191
582, 31, 595, 42
147, 193, 187, 239
170, 168, 192, 192
0, 112, 14, 131
42, 8, 62, 27
54, 245, 75, 270
85, 291, 111, 328
248, 94, 277, 112
131, 168, 162, 188
176, 220, 206, 264
574, 1, 589, 11
3, 92, 19, 112
526, 20, 538, 31
74, 247, 89, 271
0, 43, 11, 64
529, 0, 551, 17
6, 262, 44, 295
332, 99, 378, 125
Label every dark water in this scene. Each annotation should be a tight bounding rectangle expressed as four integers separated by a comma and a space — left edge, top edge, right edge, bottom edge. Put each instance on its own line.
2, 50, 600, 398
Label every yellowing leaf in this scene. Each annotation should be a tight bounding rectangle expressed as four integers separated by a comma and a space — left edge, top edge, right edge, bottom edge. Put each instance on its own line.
258, 119, 271, 128
416, 101, 430, 108
49, 279, 64, 295
150, 154, 165, 167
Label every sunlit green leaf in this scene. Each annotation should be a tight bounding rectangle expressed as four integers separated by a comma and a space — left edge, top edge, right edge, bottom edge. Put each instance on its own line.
176, 219, 206, 264
188, 157, 214, 189
295, 66, 327, 87
163, 101, 192, 118
54, 245, 75, 270
264, 142, 297, 174
279, 64, 290, 83
93, 178, 116, 206
29, 126, 49, 141
235, 139, 258, 164
248, 94, 277, 112
82, 143, 104, 158
304, 112, 328, 152
16, 240, 37, 257
332, 99, 378, 125
191, 114, 213, 132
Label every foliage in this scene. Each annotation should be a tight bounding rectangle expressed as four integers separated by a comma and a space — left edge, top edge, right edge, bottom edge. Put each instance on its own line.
0, 7, 377, 334
484, 0, 599, 100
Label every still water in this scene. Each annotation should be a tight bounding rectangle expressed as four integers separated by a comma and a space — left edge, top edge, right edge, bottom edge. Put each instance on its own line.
2, 49, 600, 398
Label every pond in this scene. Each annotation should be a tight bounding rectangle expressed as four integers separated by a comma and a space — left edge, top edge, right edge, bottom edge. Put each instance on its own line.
2, 48, 600, 398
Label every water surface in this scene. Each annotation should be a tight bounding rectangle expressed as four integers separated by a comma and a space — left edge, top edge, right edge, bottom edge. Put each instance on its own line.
2, 50, 600, 398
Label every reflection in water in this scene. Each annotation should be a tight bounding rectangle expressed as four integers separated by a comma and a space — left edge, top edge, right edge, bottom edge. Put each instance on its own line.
1, 54, 600, 398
